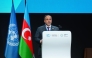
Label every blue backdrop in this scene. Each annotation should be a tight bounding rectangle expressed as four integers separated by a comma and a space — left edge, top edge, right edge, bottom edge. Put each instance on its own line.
0, 0, 92, 13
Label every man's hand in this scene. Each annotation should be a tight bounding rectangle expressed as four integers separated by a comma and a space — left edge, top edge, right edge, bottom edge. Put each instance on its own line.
40, 40, 42, 43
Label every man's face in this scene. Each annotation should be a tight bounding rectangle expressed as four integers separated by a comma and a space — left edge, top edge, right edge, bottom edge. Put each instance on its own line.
44, 16, 52, 26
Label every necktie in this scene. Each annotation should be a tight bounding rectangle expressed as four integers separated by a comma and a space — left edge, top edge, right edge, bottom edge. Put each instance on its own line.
47, 27, 50, 31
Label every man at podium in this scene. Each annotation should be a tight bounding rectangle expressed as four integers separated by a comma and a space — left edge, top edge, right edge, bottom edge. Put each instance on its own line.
35, 15, 59, 58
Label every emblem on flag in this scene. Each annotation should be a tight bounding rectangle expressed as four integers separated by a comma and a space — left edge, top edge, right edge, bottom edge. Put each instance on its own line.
7, 24, 19, 46
22, 28, 31, 41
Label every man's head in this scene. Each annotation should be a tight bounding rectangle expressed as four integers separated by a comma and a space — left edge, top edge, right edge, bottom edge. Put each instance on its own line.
44, 15, 52, 26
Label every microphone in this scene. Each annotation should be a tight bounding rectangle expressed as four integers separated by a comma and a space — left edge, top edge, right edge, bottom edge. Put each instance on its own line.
58, 25, 62, 30
58, 25, 62, 28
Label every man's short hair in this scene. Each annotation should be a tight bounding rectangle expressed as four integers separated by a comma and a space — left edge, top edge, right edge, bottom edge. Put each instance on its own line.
44, 15, 52, 20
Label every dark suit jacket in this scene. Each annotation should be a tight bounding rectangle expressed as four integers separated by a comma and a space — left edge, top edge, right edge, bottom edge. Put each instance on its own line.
35, 25, 59, 56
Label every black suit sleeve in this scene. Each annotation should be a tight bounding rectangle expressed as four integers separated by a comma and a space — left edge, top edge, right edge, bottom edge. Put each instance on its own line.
35, 27, 40, 43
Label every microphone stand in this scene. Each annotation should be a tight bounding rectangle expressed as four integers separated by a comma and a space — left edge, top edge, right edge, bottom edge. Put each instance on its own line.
58, 25, 62, 30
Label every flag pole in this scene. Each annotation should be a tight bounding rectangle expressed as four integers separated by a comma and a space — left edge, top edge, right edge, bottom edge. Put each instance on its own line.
12, 0, 14, 8
12, 0, 13, 5
25, 0, 26, 6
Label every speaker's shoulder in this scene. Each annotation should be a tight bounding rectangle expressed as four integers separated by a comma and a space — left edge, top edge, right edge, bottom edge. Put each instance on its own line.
37, 25, 45, 29
52, 25, 58, 28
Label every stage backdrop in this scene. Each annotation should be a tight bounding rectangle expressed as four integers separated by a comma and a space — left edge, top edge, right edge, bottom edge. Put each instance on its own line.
0, 0, 92, 13
0, 13, 91, 58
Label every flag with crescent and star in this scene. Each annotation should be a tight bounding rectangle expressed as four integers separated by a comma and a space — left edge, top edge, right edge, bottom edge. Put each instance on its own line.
19, 2, 35, 58
5, 1, 19, 58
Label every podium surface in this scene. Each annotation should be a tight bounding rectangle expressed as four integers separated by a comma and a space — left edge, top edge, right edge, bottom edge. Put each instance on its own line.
42, 31, 71, 58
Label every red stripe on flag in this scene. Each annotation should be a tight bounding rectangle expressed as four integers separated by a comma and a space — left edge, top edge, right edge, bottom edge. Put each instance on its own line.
21, 19, 34, 54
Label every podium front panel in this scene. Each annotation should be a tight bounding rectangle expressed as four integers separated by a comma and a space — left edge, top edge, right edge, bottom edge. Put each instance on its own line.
42, 31, 71, 58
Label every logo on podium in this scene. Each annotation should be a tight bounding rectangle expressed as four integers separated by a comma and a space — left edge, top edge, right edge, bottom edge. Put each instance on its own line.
52, 34, 58, 37
64, 34, 68, 37
46, 34, 50, 37
60, 34, 63, 37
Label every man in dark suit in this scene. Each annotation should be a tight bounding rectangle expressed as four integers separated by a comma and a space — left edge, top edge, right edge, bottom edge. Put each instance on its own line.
35, 15, 59, 58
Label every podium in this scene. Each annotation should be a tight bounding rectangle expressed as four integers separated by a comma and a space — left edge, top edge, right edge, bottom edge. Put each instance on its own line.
42, 31, 71, 58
